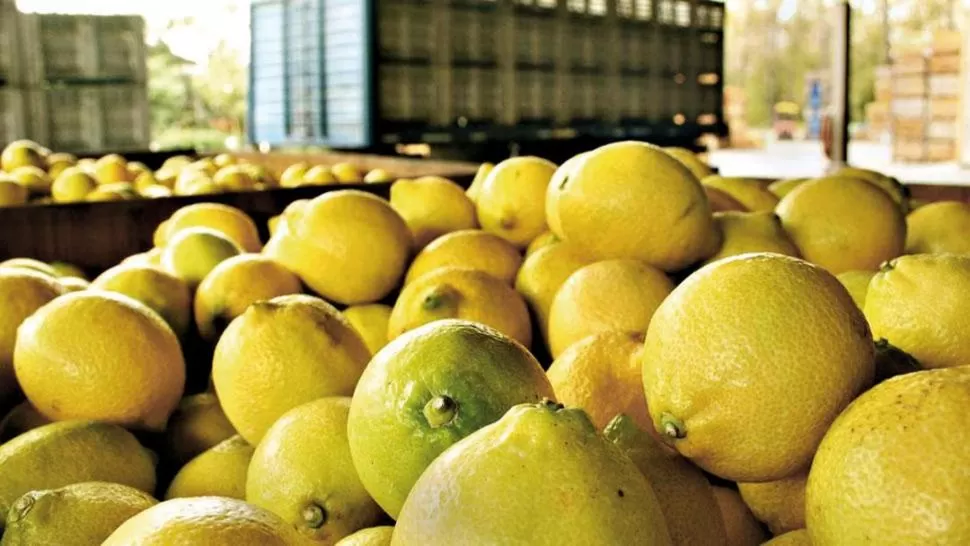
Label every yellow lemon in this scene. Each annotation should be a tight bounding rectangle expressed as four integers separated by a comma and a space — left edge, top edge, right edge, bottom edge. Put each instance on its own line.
712, 487, 769, 546
166, 435, 254, 500
9, 166, 52, 196
0, 269, 63, 407
545, 153, 587, 237
776, 176, 905, 274
864, 254, 970, 370
551, 141, 719, 271
738, 474, 807, 536
215, 165, 259, 192
0, 141, 46, 172
165, 203, 262, 252
514, 241, 593, 342
247, 397, 384, 543
163, 393, 238, 467
264, 190, 411, 305
905, 200, 970, 255
94, 154, 130, 184
50, 167, 97, 203
525, 230, 559, 257
389, 267, 532, 347
390, 176, 478, 249
465, 162, 493, 203
705, 186, 748, 212
763, 529, 811, 546
548, 259, 673, 358
832, 166, 910, 211
332, 162, 363, 183
0, 402, 51, 442
664, 147, 714, 180
336, 526, 394, 546
364, 168, 394, 183
49, 261, 86, 279
212, 294, 371, 444
102, 497, 306, 546
476, 156, 556, 248
768, 178, 808, 199
548, 331, 650, 431
343, 304, 393, 355
194, 254, 303, 342
161, 228, 244, 288
0, 258, 57, 278
0, 177, 28, 207
705, 211, 800, 264
806, 367, 970, 545
92, 264, 193, 338
702, 176, 779, 212
405, 229, 522, 286
280, 162, 310, 188
303, 165, 339, 186
835, 270, 875, 310
45, 152, 76, 179
14, 291, 186, 431
643, 254, 874, 482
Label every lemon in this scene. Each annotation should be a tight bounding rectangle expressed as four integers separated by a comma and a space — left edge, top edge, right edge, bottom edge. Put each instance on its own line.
763, 529, 811, 546
264, 190, 411, 305
183, 177, 224, 195
0, 258, 57, 278
545, 153, 586, 237
767, 178, 808, 199
128, 160, 150, 178
163, 393, 237, 466
194, 254, 303, 342
525, 230, 559, 257
776, 176, 905, 274
806, 367, 970, 545
905, 200, 970, 254
75, 158, 97, 175
835, 270, 874, 310
45, 153, 76, 180
214, 165, 258, 192
605, 414, 729, 546
165, 203, 263, 252
390, 176, 478, 249
0, 421, 156, 526
548, 259, 673, 358
465, 162, 493, 202
364, 168, 394, 183
393, 401, 672, 546
704, 186, 747, 213
9, 166, 51, 196
123, 248, 164, 268
213, 153, 237, 167
476, 156, 556, 248
161, 155, 193, 171
248, 397, 384, 543
405, 229, 522, 285
142, 184, 174, 198
0, 270, 63, 408
832, 166, 910, 211
515, 241, 592, 343
712, 487, 768, 546
551, 141, 718, 271
0, 141, 46, 172
268, 215, 282, 236
389, 267, 533, 347
280, 162, 310, 188
705, 211, 799, 264
49, 261, 85, 279
213, 294, 370, 444
166, 435, 254, 500
303, 165, 338, 186
0, 176, 28, 206
86, 188, 127, 202
664, 147, 714, 180
161, 228, 243, 288
14, 291, 186, 431
92, 264, 193, 338
738, 474, 806, 536
343, 304, 393, 355
332, 162, 363, 183
701, 176, 779, 212
1, 482, 157, 545
348, 320, 553, 518
56, 277, 87, 293
643, 254, 874, 482
548, 331, 650, 431
864, 254, 970, 370
102, 497, 306, 546
0, 402, 50, 442
336, 526, 394, 546
93, 154, 130, 185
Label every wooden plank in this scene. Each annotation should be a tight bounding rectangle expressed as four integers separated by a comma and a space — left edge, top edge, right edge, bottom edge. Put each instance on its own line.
929, 97, 960, 120
232, 151, 479, 179
929, 54, 961, 74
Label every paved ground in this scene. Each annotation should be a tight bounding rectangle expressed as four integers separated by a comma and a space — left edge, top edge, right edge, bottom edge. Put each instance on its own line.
709, 140, 970, 185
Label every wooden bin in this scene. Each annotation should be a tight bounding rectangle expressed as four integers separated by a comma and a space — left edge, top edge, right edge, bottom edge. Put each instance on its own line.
0, 152, 477, 272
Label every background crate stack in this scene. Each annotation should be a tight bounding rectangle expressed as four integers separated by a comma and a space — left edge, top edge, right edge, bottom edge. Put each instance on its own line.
0, 5, 150, 152
865, 66, 891, 141
890, 31, 962, 163
249, 0, 726, 149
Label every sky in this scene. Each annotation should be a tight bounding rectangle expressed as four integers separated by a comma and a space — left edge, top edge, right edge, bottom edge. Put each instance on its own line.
15, 0, 250, 64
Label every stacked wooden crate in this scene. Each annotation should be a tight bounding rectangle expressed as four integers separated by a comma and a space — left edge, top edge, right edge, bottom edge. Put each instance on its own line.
891, 31, 962, 163
865, 66, 891, 141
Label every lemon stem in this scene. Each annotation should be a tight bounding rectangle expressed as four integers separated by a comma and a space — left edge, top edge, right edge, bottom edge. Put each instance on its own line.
424, 395, 458, 428
660, 413, 687, 440
422, 286, 455, 311
302, 504, 327, 529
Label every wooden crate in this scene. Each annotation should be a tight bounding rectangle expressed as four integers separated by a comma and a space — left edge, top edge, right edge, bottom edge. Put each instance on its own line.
929, 74, 960, 97
928, 139, 957, 161
928, 120, 958, 140
0, 152, 477, 271
892, 75, 926, 97
892, 54, 927, 75
930, 97, 960, 120
893, 140, 926, 162
931, 30, 961, 55
893, 119, 927, 140
234, 151, 478, 179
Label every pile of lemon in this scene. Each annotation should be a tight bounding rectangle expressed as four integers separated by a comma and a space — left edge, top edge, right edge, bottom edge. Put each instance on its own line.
0, 140, 394, 207
2, 140, 970, 545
